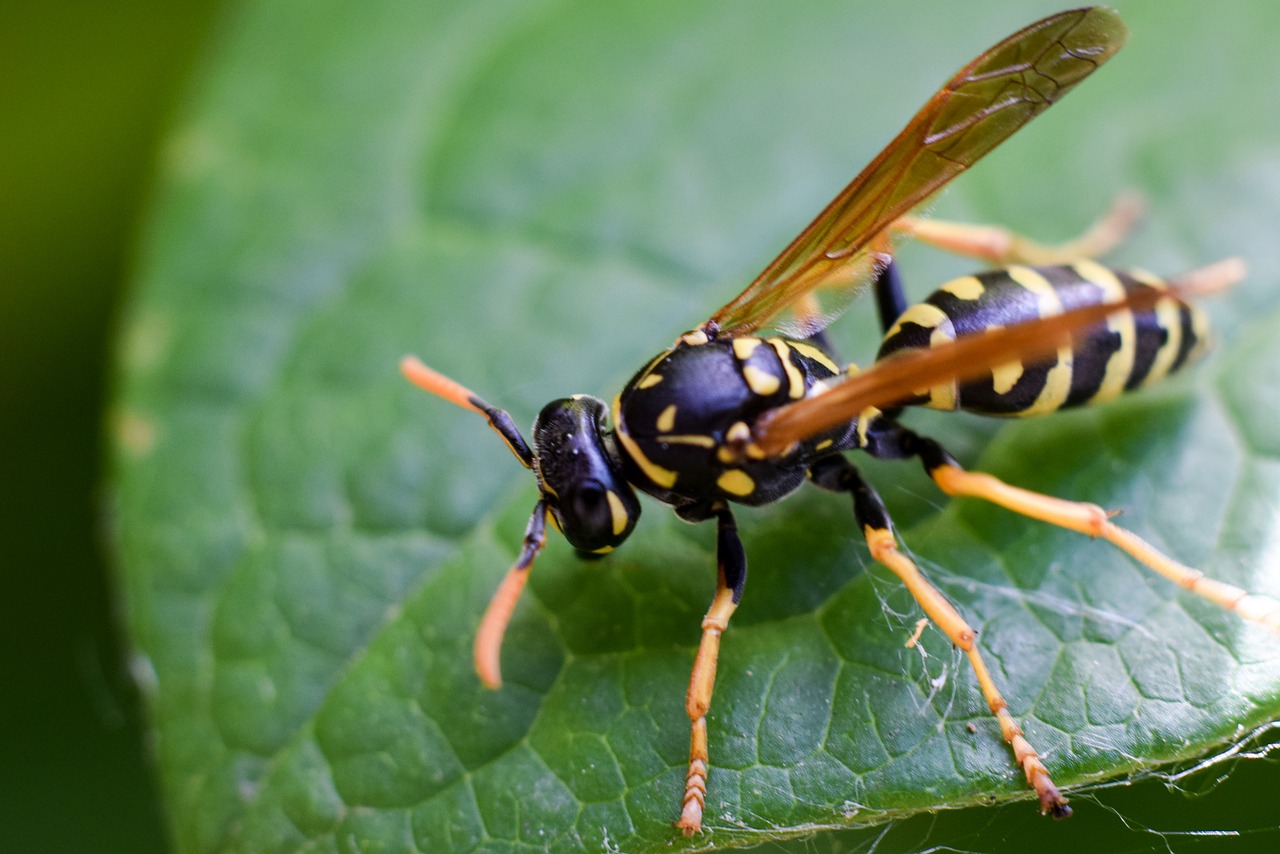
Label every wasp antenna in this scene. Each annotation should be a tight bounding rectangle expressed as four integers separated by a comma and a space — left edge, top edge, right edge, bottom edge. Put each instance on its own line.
401, 355, 534, 468
401, 355, 489, 413
475, 500, 549, 689
1170, 257, 1247, 297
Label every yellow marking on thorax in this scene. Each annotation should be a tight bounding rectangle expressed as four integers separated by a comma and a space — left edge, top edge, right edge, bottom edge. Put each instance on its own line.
742, 364, 781, 396
637, 372, 664, 389
735, 337, 785, 395
717, 469, 755, 497
656, 404, 677, 433
787, 340, 841, 374
768, 339, 806, 399
660, 434, 717, 448
1074, 260, 1136, 405
612, 393, 677, 488
941, 274, 986, 300
732, 337, 762, 360
679, 329, 710, 346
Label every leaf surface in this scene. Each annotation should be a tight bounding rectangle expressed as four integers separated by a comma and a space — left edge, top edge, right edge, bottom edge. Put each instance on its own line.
111, 1, 1280, 851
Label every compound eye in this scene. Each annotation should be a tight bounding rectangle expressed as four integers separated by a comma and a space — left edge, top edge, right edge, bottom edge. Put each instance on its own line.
569, 481, 611, 537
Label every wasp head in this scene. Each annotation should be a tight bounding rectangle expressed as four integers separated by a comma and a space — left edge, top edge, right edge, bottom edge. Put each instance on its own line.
532, 395, 641, 554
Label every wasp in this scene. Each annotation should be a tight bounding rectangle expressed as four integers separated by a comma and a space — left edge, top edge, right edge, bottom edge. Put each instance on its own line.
402, 7, 1268, 835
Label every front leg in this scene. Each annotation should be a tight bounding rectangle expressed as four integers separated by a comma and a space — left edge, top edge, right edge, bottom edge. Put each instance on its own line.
677, 503, 747, 835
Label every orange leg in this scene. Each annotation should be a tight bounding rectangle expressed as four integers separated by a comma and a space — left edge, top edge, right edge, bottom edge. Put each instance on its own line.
809, 455, 1071, 816
892, 192, 1142, 266
929, 463, 1280, 633
677, 505, 746, 835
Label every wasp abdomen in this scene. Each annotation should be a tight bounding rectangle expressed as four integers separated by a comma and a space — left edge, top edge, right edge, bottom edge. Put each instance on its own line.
877, 261, 1209, 416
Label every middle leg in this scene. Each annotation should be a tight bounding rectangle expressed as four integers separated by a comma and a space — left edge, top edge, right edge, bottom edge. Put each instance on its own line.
808, 454, 1072, 816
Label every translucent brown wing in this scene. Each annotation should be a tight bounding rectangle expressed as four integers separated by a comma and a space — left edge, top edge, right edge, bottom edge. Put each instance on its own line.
705, 7, 1128, 339
752, 259, 1245, 456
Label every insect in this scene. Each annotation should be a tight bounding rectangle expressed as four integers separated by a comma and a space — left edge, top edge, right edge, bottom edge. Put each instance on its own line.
402, 6, 1271, 836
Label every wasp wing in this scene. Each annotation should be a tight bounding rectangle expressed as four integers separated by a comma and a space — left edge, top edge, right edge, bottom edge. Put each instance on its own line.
706, 7, 1127, 340
752, 260, 1244, 457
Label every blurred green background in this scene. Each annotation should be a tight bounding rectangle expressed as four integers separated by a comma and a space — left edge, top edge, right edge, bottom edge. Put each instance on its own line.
5, 2, 1280, 852
1, 3, 219, 851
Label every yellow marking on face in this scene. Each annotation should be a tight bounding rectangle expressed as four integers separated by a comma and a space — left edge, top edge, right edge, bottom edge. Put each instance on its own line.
613, 394, 677, 488
732, 337, 762, 360
717, 469, 755, 497
660, 434, 717, 448
727, 421, 751, 443
606, 490, 629, 536
592, 545, 614, 554
816, 438, 833, 451
788, 340, 840, 374
656, 404, 677, 432
941, 275, 986, 300
1073, 261, 1135, 405
768, 338, 806, 398
742, 364, 781, 396
547, 511, 563, 534
637, 372, 664, 389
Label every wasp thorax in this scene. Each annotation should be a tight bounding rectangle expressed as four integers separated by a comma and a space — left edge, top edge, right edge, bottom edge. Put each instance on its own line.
533, 396, 641, 553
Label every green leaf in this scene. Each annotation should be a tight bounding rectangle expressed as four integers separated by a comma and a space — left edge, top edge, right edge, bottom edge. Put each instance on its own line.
110, 1, 1280, 851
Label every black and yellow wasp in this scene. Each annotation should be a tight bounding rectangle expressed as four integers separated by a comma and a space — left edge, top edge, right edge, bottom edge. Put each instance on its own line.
402, 7, 1268, 835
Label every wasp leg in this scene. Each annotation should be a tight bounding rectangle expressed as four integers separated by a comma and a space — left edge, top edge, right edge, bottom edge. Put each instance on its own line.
676, 503, 747, 835
873, 257, 909, 333
474, 500, 549, 689
895, 430, 1280, 633
892, 192, 1142, 267
809, 454, 1072, 817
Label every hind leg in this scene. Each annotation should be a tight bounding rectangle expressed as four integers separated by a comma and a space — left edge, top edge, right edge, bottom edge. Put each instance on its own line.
892, 192, 1142, 267
873, 424, 1280, 632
